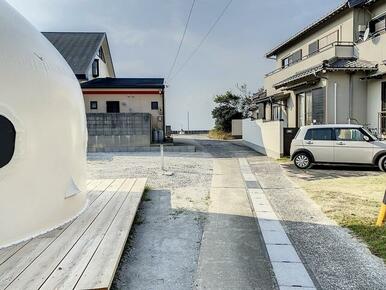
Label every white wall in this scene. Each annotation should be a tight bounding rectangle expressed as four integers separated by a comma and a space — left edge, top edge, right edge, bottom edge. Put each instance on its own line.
85, 55, 111, 80
242, 119, 283, 159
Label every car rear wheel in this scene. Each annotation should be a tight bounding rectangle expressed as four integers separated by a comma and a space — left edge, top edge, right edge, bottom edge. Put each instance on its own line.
294, 152, 311, 169
378, 155, 386, 172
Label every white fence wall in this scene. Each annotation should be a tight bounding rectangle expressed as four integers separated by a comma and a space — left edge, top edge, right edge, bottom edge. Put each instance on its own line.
242, 119, 283, 159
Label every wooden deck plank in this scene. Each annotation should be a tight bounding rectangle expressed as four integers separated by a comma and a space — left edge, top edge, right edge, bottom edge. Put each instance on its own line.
0, 179, 114, 290
0, 241, 28, 266
86, 179, 101, 192
39, 178, 136, 290
0, 228, 64, 289
7, 179, 125, 289
75, 178, 147, 290
87, 179, 114, 204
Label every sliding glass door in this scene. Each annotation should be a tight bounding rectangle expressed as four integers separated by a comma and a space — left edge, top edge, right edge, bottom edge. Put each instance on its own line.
297, 87, 326, 127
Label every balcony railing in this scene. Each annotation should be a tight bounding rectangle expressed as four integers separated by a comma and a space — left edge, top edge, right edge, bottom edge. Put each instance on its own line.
265, 41, 357, 77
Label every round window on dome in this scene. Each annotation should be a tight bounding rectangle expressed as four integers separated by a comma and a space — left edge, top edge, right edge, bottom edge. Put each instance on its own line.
0, 115, 16, 168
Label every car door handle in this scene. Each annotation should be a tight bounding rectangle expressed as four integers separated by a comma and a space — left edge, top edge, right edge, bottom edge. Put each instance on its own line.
337, 141, 346, 145
305, 141, 313, 144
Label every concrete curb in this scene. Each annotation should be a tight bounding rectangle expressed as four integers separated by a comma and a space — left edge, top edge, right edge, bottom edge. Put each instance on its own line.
239, 158, 317, 290
87, 145, 196, 153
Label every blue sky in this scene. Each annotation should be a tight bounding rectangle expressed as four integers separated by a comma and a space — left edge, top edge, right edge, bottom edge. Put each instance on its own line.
8, 0, 342, 130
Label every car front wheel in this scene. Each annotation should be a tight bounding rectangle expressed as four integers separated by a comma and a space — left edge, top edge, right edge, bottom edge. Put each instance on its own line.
294, 153, 312, 169
378, 155, 386, 172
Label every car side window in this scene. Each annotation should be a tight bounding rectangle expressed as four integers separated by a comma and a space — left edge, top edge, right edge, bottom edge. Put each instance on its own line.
304, 128, 333, 140
335, 128, 365, 141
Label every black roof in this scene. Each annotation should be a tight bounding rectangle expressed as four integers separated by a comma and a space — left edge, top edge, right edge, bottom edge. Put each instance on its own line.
81, 78, 165, 89
42, 32, 106, 77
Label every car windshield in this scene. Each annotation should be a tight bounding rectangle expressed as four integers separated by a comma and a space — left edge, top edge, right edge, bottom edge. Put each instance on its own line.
362, 127, 378, 141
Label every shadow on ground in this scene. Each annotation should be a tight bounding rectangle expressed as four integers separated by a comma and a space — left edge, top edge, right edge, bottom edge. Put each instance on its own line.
281, 163, 381, 181
112, 188, 386, 290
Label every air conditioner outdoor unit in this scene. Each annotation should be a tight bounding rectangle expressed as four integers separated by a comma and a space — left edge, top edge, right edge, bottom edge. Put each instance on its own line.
358, 25, 367, 32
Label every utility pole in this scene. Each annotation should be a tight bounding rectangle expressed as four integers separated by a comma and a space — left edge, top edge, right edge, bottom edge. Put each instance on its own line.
187, 111, 190, 132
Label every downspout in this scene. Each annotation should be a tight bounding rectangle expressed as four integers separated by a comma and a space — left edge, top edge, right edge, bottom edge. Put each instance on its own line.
349, 73, 354, 124
334, 82, 338, 124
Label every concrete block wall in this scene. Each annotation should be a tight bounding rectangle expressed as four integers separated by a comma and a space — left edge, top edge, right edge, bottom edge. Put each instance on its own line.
86, 113, 151, 151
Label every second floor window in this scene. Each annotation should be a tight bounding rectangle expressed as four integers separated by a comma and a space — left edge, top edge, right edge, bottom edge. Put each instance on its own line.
92, 59, 99, 77
282, 49, 302, 68
319, 30, 339, 48
98, 47, 106, 63
370, 15, 386, 35
309, 40, 319, 55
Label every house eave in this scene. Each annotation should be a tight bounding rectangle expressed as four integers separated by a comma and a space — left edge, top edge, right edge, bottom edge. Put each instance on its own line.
265, 0, 376, 58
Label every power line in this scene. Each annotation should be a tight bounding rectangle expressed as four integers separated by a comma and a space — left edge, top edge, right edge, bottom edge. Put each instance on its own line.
168, 0, 233, 83
166, 0, 196, 81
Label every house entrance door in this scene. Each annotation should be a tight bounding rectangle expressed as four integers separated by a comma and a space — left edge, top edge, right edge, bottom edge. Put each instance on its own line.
106, 101, 120, 113
283, 127, 299, 156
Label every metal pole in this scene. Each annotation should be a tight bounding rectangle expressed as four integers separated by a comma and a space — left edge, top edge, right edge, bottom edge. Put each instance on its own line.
376, 190, 386, 227
187, 111, 190, 132
160, 144, 165, 171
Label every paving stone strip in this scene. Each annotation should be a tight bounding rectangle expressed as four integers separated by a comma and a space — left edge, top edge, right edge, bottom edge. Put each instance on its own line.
195, 158, 276, 290
239, 158, 316, 290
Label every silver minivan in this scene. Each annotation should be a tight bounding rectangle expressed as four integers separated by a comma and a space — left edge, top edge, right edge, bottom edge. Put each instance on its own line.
290, 124, 386, 171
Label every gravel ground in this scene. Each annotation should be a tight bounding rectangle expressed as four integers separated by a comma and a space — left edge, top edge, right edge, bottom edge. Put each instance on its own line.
87, 151, 212, 190
87, 150, 213, 290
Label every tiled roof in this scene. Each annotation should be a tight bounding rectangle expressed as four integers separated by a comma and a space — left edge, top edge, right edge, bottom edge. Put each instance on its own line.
325, 58, 378, 70
274, 58, 378, 89
360, 71, 386, 80
42, 32, 105, 76
81, 78, 165, 89
274, 64, 324, 89
254, 92, 290, 104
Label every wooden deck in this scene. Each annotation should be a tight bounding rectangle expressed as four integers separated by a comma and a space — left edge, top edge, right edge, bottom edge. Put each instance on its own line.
0, 177, 147, 290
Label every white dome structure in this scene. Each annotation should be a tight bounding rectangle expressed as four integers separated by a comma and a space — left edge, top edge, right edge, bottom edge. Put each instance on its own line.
0, 0, 88, 248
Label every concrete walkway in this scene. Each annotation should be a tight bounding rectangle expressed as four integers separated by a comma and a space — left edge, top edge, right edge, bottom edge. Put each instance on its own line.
195, 158, 276, 289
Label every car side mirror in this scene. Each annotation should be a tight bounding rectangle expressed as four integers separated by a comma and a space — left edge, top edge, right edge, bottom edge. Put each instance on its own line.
363, 135, 370, 142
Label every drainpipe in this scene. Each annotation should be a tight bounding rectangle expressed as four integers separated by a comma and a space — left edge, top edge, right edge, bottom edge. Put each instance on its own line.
334, 82, 338, 124
349, 73, 354, 124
